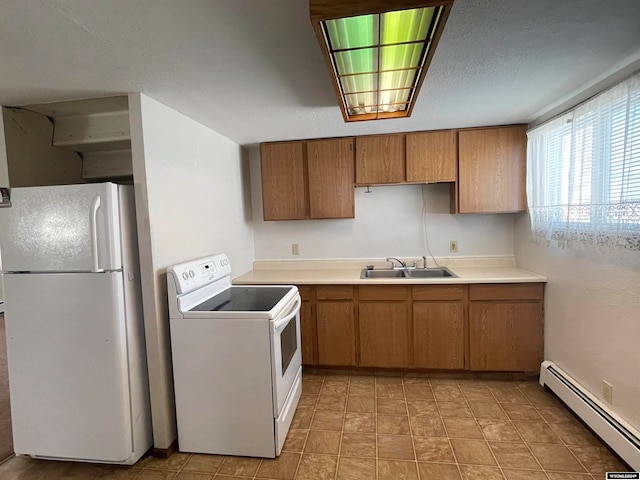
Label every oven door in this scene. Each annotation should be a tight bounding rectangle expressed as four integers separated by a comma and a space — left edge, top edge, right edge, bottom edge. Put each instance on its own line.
270, 292, 302, 416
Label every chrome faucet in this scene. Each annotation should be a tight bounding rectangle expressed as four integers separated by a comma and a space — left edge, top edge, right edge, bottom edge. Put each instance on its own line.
386, 257, 406, 269
413, 256, 428, 269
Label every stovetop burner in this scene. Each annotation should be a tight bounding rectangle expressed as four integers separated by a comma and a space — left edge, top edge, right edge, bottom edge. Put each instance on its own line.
190, 286, 293, 312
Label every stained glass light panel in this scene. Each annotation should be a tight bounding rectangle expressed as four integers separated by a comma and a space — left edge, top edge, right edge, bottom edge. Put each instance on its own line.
322, 6, 442, 120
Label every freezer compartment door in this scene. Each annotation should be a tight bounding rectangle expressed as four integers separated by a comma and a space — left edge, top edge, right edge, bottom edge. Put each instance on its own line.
4, 272, 134, 462
0, 183, 123, 272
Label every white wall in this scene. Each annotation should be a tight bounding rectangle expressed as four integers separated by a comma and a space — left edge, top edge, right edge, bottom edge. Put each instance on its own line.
0, 112, 5, 300
0, 112, 8, 186
129, 94, 254, 449
249, 147, 515, 260
2, 108, 85, 187
515, 213, 640, 431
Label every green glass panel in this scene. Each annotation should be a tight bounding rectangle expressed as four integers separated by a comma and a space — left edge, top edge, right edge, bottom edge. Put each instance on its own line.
324, 15, 378, 50
334, 47, 377, 75
380, 44, 424, 71
339, 73, 377, 95
322, 5, 442, 118
381, 8, 434, 45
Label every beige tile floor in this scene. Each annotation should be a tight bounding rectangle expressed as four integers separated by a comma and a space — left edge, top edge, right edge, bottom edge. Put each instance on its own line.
0, 369, 632, 479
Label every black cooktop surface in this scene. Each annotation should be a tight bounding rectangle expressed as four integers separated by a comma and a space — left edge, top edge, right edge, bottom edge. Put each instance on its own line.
190, 286, 293, 312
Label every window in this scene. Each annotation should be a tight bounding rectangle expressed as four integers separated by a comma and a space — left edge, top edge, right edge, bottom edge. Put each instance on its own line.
526, 72, 640, 252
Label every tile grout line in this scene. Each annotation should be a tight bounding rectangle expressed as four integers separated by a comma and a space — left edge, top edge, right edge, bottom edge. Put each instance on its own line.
402, 374, 420, 480
520, 382, 596, 477
509, 381, 557, 478
374, 375, 379, 480
458, 378, 507, 479
332, 375, 351, 480
435, 374, 465, 480
485, 380, 530, 480
292, 372, 326, 480
430, 376, 462, 478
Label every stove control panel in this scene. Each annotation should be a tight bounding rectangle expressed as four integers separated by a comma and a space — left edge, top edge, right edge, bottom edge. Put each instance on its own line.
167, 253, 232, 294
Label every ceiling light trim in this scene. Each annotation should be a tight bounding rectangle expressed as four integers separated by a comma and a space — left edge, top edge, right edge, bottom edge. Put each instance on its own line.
310, 0, 454, 122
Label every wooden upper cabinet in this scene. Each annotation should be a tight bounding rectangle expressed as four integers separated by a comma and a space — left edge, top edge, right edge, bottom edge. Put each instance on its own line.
260, 142, 307, 220
307, 138, 355, 219
458, 126, 527, 213
406, 130, 457, 182
260, 138, 355, 221
355, 134, 405, 185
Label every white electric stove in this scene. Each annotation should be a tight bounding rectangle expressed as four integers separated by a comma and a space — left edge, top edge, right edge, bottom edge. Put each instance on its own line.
167, 254, 302, 458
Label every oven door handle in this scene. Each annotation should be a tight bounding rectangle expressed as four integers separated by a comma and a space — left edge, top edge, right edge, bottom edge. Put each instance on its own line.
272, 294, 301, 333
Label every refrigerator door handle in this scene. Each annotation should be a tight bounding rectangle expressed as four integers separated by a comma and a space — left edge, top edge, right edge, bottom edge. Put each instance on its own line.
91, 195, 104, 273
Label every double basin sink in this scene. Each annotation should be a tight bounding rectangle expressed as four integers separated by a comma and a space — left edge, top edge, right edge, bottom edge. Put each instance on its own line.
360, 267, 457, 279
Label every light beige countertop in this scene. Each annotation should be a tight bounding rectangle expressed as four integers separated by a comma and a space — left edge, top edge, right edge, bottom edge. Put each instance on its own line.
233, 256, 547, 285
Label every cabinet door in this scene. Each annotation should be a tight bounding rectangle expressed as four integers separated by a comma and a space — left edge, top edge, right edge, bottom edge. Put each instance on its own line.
260, 142, 307, 220
359, 303, 409, 368
316, 301, 356, 366
413, 302, 464, 369
458, 126, 527, 213
406, 130, 457, 182
355, 134, 405, 185
307, 138, 355, 218
300, 299, 316, 366
469, 302, 543, 371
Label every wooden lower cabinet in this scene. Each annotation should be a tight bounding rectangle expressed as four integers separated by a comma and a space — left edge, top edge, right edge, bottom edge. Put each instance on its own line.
316, 302, 356, 366
469, 302, 543, 371
298, 286, 317, 366
359, 303, 410, 368
296, 282, 543, 372
412, 285, 466, 369
413, 302, 465, 369
315, 286, 356, 366
469, 283, 544, 372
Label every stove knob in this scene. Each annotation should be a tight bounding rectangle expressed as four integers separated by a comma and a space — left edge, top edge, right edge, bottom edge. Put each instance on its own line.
189, 270, 195, 278
182, 272, 189, 280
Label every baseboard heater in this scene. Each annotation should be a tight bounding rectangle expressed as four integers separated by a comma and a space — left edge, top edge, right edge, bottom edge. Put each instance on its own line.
540, 361, 640, 471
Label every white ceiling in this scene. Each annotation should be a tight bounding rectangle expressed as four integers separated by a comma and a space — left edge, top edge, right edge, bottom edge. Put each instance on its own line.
1, 0, 640, 147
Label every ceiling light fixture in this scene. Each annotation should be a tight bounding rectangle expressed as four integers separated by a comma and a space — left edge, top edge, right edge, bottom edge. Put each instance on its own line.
310, 1, 454, 122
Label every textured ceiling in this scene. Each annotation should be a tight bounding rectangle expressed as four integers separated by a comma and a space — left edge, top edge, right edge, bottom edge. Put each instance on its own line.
1, 0, 640, 146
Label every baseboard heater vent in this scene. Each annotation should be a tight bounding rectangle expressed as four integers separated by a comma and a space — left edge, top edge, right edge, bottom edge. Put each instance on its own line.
540, 361, 640, 470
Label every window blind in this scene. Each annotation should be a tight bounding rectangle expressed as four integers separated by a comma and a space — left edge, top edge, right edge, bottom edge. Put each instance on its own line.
527, 71, 640, 252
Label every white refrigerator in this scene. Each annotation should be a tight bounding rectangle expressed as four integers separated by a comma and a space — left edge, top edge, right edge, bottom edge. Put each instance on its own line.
0, 182, 152, 464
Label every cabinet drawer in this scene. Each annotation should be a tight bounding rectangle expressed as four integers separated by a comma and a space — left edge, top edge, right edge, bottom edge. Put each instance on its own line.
359, 285, 407, 301
297, 285, 314, 299
316, 285, 353, 300
412, 285, 465, 301
469, 283, 544, 301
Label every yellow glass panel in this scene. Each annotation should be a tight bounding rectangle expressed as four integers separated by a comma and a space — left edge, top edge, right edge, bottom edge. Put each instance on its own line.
381, 8, 434, 45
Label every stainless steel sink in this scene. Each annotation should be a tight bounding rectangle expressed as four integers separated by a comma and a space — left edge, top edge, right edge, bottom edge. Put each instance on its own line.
404, 268, 456, 278
360, 269, 406, 278
360, 267, 457, 279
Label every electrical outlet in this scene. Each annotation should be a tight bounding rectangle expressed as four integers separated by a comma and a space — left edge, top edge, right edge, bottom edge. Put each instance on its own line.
602, 381, 613, 404
292, 243, 300, 255
450, 240, 458, 253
